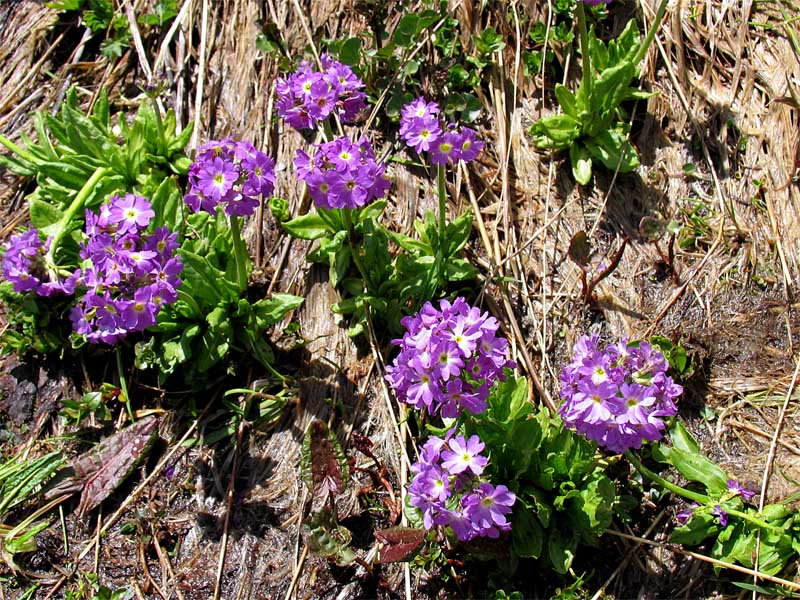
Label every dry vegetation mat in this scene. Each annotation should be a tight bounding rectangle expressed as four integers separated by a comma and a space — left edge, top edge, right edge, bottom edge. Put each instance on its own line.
0, 0, 799, 598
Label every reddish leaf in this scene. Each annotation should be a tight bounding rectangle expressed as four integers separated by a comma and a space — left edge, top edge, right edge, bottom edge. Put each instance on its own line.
73, 416, 159, 517
375, 526, 425, 563
567, 231, 591, 268
300, 420, 349, 500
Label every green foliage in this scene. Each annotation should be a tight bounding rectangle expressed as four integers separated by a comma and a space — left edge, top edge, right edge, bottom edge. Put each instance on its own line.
282, 197, 477, 338
135, 211, 303, 383
0, 87, 191, 213
0, 450, 64, 568
654, 422, 800, 576
60, 382, 117, 426
529, 19, 654, 184
462, 375, 617, 573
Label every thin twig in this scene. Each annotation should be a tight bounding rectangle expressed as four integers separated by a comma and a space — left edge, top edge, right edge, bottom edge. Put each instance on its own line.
604, 528, 800, 592
190, 0, 209, 151
45, 412, 207, 598
753, 356, 800, 588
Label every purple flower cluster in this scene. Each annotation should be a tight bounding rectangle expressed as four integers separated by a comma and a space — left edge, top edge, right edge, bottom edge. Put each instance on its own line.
409, 431, 516, 541
294, 136, 390, 210
185, 139, 276, 217
583, 0, 611, 5
558, 335, 683, 453
385, 297, 515, 418
275, 54, 366, 130
2, 229, 76, 296
399, 98, 484, 165
69, 194, 182, 344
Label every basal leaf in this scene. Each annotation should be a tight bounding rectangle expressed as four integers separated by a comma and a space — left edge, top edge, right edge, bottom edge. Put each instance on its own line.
554, 84, 578, 118
250, 294, 304, 327
511, 508, 543, 558
303, 508, 356, 565
300, 420, 349, 501
530, 114, 580, 149
282, 211, 332, 240
28, 198, 63, 230
72, 416, 159, 517
375, 526, 426, 563
570, 144, 593, 185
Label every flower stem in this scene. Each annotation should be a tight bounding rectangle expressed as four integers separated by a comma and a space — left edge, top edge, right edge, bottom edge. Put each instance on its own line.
343, 208, 373, 293
322, 119, 335, 143
45, 166, 108, 267
229, 215, 250, 293
575, 1, 593, 99
625, 450, 709, 504
625, 451, 784, 533
435, 163, 447, 288
116, 347, 133, 422
633, 0, 671, 66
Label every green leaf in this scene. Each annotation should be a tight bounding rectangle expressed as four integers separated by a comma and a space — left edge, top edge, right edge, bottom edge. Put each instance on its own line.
511, 509, 543, 558
356, 198, 386, 223
282, 211, 332, 240
570, 144, 593, 185
670, 512, 717, 545
251, 294, 304, 326
393, 13, 420, 47
584, 127, 640, 172
554, 84, 578, 118
529, 114, 579, 149
337, 37, 362, 67
547, 530, 576, 574
28, 198, 63, 229
178, 251, 231, 307
653, 423, 729, 496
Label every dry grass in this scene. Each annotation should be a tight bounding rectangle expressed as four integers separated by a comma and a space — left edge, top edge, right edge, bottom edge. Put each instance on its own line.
1, 0, 799, 597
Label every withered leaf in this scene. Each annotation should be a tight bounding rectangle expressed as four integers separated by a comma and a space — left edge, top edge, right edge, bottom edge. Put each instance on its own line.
300, 420, 349, 501
73, 415, 159, 517
567, 231, 592, 268
638, 216, 665, 242
375, 526, 425, 563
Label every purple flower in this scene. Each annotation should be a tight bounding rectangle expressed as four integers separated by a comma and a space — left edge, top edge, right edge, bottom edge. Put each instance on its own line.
386, 297, 515, 418
461, 483, 516, 538
584, 0, 611, 5
294, 136, 389, 210
712, 504, 729, 527
66, 194, 183, 345
399, 97, 484, 164
2, 229, 77, 296
727, 479, 756, 502
558, 336, 682, 453
185, 139, 276, 217
275, 54, 366, 130
675, 502, 699, 525
441, 435, 488, 476
107, 194, 155, 234
407, 433, 515, 542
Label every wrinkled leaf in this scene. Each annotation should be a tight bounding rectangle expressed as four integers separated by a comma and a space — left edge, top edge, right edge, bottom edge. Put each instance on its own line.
300, 420, 349, 501
71, 416, 159, 517
375, 526, 425, 563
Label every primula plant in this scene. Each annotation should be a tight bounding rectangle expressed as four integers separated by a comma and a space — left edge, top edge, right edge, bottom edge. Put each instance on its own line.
558, 334, 800, 578
529, 0, 669, 184
277, 53, 481, 336
0, 90, 302, 386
